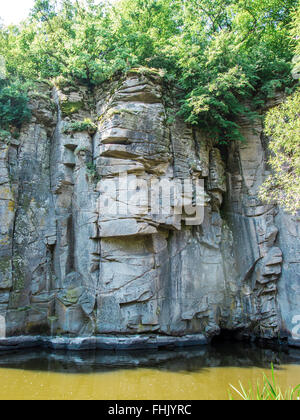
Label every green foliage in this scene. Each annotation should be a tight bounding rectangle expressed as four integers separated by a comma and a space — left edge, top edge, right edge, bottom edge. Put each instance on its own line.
0, 129, 11, 142
60, 101, 84, 116
86, 161, 100, 183
0, 79, 31, 137
164, 0, 297, 142
292, 5, 300, 58
63, 118, 97, 134
229, 364, 300, 400
259, 88, 300, 214
0, 0, 298, 142
291, 6, 300, 82
259, 6, 300, 215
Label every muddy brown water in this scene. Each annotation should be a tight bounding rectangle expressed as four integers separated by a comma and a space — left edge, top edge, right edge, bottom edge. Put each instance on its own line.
0, 343, 299, 400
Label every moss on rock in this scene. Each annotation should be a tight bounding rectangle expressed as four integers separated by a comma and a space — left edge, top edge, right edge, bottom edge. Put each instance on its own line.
60, 100, 84, 116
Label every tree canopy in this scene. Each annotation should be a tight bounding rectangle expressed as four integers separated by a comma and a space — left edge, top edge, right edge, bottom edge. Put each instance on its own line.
259, 5, 300, 214
0, 0, 299, 143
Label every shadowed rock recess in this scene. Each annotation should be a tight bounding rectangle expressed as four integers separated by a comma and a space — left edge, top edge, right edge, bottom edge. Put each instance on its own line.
0, 72, 299, 351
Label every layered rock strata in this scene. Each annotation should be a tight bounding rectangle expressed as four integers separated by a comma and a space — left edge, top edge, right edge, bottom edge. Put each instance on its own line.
0, 72, 298, 349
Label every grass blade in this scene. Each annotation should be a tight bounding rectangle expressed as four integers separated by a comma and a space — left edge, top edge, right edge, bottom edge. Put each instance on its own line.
228, 364, 300, 400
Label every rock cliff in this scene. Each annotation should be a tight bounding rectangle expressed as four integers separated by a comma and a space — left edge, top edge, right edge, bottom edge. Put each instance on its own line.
0, 71, 299, 350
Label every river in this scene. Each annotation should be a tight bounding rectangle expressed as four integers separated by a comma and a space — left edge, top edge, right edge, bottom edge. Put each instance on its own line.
0, 342, 299, 400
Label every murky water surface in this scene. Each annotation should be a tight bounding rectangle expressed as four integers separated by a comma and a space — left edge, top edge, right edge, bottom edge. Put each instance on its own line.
0, 343, 299, 400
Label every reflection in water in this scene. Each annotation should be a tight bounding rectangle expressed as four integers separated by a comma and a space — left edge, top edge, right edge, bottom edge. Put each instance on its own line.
0, 343, 299, 400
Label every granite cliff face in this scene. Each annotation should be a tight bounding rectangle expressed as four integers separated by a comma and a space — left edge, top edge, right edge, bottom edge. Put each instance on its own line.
0, 71, 299, 350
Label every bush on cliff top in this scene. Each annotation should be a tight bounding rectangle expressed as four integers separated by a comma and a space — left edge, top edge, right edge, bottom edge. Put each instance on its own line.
0, 0, 298, 143
0, 79, 31, 138
260, 88, 300, 214
259, 7, 300, 215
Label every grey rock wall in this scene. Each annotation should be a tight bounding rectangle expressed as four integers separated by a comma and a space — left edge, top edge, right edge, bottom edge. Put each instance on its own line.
225, 119, 299, 345
0, 72, 299, 349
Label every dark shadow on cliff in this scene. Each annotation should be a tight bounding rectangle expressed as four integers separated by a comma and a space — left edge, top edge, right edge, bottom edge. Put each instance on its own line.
0, 342, 299, 375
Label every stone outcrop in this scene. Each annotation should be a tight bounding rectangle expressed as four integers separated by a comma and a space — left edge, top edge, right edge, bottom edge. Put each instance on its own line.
0, 71, 299, 349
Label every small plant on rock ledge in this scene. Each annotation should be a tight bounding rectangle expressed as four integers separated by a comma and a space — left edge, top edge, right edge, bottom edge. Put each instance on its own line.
86, 162, 101, 183
63, 118, 97, 135
0, 129, 11, 143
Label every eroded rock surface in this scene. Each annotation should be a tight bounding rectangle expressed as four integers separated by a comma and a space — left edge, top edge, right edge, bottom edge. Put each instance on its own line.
0, 73, 299, 348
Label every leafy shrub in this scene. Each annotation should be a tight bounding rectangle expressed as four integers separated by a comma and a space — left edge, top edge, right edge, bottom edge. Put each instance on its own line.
0, 80, 31, 135
0, 129, 11, 142
259, 88, 300, 214
0, 0, 299, 143
63, 118, 97, 134
86, 162, 100, 183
